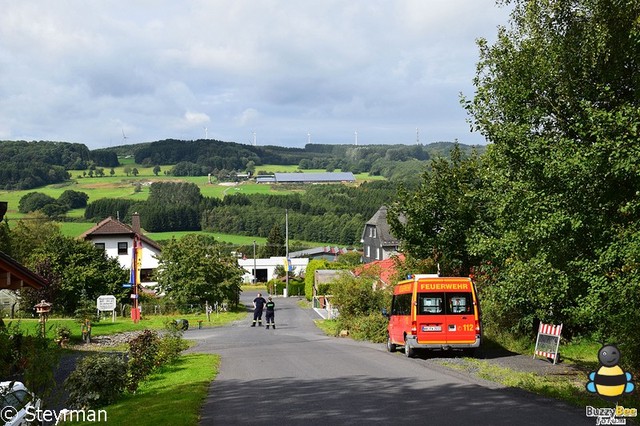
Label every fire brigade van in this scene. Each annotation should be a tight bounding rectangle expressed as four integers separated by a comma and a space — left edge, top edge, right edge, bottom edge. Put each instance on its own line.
384, 275, 481, 357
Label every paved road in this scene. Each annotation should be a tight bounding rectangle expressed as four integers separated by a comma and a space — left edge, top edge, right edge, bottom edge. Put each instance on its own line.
187, 293, 592, 426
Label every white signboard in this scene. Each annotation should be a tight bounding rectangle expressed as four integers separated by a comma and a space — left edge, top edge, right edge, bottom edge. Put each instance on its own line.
97, 295, 117, 311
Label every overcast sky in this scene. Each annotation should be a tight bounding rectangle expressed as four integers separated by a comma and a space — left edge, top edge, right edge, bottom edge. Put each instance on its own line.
0, 1, 511, 150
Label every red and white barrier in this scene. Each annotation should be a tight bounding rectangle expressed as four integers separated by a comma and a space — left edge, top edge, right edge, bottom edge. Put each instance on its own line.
533, 322, 562, 364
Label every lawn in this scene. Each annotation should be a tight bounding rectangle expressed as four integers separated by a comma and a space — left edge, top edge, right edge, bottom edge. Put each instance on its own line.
71, 353, 220, 426
11, 311, 248, 342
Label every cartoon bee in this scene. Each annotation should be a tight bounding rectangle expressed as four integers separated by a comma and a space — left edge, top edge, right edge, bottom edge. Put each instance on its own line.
586, 345, 635, 401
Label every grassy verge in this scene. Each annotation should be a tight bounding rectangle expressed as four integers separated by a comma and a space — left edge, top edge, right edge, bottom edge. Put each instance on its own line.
314, 319, 339, 336
68, 353, 220, 426
438, 356, 639, 411
9, 311, 247, 342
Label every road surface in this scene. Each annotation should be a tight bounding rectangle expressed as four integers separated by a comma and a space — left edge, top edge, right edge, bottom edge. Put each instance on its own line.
187, 293, 592, 425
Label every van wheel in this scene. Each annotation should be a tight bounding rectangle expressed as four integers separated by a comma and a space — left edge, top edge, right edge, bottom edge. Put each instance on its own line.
386, 336, 397, 353
404, 340, 415, 358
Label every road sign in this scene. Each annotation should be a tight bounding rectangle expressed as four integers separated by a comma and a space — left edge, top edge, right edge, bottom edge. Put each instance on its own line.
97, 295, 117, 311
122, 283, 132, 288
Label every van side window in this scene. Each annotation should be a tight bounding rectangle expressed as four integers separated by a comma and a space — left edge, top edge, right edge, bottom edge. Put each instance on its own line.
446, 293, 473, 314
418, 293, 444, 314
391, 293, 411, 315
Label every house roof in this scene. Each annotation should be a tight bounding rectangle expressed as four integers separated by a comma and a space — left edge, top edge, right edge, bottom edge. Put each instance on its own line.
314, 269, 345, 285
79, 217, 162, 252
273, 172, 355, 183
362, 205, 400, 246
289, 246, 350, 258
0, 250, 48, 290
353, 253, 405, 286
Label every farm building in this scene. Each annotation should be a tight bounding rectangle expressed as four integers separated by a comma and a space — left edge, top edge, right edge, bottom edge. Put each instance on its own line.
256, 172, 355, 184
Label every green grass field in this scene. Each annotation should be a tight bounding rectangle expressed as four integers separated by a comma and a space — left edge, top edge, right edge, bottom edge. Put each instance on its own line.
0, 163, 381, 222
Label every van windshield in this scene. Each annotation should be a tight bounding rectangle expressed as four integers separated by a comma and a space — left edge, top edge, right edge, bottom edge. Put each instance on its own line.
418, 292, 473, 315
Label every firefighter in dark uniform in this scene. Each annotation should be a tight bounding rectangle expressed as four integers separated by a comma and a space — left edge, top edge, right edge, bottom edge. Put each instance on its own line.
265, 297, 275, 329
251, 293, 267, 326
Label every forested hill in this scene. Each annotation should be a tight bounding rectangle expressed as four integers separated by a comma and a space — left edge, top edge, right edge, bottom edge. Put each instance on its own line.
0, 140, 118, 190
1, 138, 484, 190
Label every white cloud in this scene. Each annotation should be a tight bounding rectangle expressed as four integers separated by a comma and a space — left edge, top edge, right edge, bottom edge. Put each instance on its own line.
0, 0, 511, 148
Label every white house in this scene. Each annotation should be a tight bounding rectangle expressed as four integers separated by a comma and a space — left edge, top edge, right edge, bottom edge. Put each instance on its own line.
79, 213, 161, 288
237, 256, 309, 283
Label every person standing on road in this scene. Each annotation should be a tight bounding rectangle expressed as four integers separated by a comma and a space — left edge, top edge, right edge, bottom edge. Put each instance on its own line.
252, 293, 267, 327
265, 296, 276, 329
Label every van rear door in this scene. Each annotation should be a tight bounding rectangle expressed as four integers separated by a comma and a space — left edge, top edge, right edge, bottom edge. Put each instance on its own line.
415, 292, 447, 344
444, 292, 477, 345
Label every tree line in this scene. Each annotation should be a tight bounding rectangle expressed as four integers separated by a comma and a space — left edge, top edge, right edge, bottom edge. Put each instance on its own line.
0, 141, 118, 189
78, 180, 400, 246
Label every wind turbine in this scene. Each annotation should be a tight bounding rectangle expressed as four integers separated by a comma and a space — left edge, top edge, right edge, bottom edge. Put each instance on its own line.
122, 128, 128, 143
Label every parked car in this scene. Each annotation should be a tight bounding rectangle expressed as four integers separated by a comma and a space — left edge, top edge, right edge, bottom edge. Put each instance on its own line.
0, 381, 41, 426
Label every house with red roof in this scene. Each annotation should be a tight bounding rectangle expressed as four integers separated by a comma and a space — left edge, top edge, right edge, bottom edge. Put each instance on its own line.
353, 253, 405, 289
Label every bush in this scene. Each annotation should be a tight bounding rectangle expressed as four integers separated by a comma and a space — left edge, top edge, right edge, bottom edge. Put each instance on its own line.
268, 279, 304, 296
156, 321, 189, 366
65, 354, 128, 409
331, 272, 391, 318
337, 313, 388, 343
126, 330, 159, 393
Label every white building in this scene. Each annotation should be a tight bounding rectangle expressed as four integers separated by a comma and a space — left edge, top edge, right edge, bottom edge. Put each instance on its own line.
79, 213, 161, 287
237, 256, 309, 283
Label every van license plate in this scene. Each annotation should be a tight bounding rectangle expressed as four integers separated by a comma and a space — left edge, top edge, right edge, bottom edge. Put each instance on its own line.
423, 325, 442, 332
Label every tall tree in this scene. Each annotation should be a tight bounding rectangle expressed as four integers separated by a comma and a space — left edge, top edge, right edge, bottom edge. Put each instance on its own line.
389, 145, 486, 276
263, 224, 286, 257
463, 0, 640, 350
154, 234, 243, 306
23, 234, 128, 315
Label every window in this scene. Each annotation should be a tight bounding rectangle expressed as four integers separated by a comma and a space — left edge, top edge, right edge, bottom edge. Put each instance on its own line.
391, 293, 412, 315
94, 243, 105, 250
117, 242, 128, 255
376, 248, 380, 260
417, 292, 473, 315
446, 293, 473, 314
418, 293, 444, 314
372, 228, 377, 238
366, 245, 370, 257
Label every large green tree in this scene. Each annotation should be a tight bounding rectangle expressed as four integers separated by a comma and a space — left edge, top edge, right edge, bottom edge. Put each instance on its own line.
154, 234, 243, 306
389, 145, 487, 276
22, 235, 129, 315
463, 0, 640, 358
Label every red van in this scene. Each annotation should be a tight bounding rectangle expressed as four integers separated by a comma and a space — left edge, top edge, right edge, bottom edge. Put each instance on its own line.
385, 275, 481, 357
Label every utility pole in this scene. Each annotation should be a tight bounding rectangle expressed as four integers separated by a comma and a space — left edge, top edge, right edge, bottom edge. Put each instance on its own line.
285, 208, 289, 297
253, 240, 257, 284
